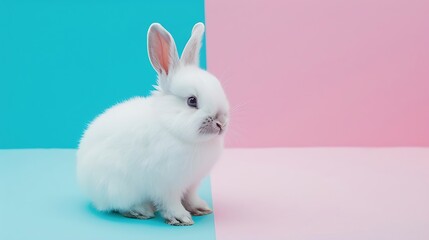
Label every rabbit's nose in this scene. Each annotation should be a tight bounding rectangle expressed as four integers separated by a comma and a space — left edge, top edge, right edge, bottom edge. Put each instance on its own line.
215, 121, 223, 130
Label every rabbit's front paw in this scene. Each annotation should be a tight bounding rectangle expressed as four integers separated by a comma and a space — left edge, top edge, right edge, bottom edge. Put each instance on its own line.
162, 208, 194, 226
164, 215, 194, 226
183, 196, 212, 216
188, 206, 212, 216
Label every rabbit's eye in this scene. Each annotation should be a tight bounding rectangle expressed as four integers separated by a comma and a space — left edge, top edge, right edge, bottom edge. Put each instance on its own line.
187, 96, 198, 109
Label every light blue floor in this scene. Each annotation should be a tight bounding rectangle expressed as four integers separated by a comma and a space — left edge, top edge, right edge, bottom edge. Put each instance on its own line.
0, 149, 216, 240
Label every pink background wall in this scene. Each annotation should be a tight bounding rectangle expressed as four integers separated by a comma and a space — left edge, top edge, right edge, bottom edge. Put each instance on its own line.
205, 0, 429, 147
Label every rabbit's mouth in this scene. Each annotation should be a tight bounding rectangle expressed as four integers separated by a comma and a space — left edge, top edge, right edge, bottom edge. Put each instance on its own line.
199, 118, 225, 135
199, 125, 222, 135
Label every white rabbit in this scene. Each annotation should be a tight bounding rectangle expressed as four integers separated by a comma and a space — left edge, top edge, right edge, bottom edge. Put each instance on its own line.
76, 22, 229, 226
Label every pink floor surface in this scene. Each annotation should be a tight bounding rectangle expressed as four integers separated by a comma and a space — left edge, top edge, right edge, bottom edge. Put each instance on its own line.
211, 148, 429, 240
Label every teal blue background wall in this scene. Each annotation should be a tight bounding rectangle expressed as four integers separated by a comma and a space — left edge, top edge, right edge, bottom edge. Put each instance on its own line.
0, 0, 206, 148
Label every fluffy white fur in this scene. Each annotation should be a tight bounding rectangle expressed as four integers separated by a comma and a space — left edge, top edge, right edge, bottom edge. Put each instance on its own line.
76, 23, 229, 226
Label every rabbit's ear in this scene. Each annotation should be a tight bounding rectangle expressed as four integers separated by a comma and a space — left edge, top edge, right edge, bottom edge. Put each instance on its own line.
181, 22, 205, 66
148, 23, 179, 75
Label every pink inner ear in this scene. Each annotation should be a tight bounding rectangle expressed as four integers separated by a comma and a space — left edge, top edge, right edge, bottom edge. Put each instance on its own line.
156, 31, 171, 74
183, 39, 197, 65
